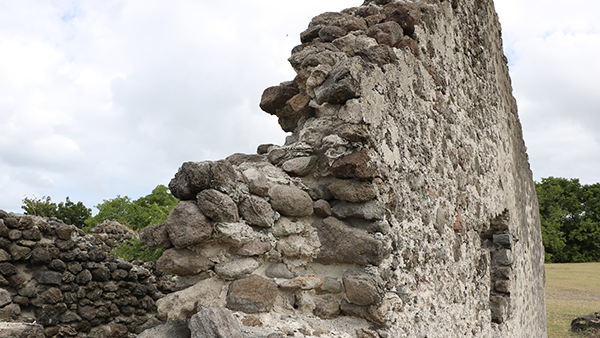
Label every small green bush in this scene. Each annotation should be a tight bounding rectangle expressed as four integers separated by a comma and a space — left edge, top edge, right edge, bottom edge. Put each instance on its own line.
111, 237, 165, 262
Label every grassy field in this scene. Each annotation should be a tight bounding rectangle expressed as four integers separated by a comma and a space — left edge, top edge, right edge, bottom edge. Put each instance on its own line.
546, 263, 600, 338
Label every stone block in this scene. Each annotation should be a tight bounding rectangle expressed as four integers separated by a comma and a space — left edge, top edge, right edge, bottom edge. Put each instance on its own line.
319, 26, 347, 42
226, 275, 278, 313
331, 200, 384, 220
140, 222, 173, 248
238, 195, 276, 228
282, 156, 317, 176
269, 185, 314, 217
157, 248, 214, 276
189, 307, 243, 338
313, 217, 387, 266
271, 217, 307, 237
33, 269, 63, 285
0, 288, 11, 307
242, 168, 270, 197
331, 149, 377, 179
0, 322, 45, 338
0, 262, 17, 276
328, 179, 377, 203
215, 258, 259, 279
166, 201, 212, 249
169, 161, 212, 200
138, 320, 190, 338
342, 272, 384, 306
313, 298, 341, 319
197, 189, 239, 223
313, 199, 332, 218
229, 240, 272, 257
314, 66, 360, 105
259, 84, 299, 115
265, 263, 294, 279
365, 21, 403, 47
8, 243, 31, 261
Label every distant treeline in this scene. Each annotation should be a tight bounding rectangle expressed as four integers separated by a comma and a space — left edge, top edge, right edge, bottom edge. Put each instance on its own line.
22, 178, 600, 263
536, 177, 600, 263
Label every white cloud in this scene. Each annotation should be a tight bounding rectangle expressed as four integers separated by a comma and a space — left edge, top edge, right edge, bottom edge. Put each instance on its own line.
0, 0, 358, 213
496, 0, 600, 184
2, 0, 598, 214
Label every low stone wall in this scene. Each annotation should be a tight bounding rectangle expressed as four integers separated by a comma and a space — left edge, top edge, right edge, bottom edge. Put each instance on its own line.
0, 210, 176, 337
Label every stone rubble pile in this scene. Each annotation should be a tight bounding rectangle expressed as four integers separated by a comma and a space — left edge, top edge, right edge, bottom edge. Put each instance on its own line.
0, 210, 177, 338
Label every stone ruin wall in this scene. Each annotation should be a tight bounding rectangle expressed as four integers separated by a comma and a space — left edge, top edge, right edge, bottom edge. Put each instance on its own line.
136, 0, 547, 337
1, 0, 547, 337
0, 211, 178, 337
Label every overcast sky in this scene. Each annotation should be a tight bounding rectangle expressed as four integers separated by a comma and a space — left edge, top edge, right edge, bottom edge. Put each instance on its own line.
1, 0, 599, 214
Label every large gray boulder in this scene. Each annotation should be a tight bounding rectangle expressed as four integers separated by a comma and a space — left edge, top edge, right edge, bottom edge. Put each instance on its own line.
313, 217, 388, 266
188, 307, 243, 338
165, 201, 212, 249
156, 248, 214, 276
269, 185, 313, 217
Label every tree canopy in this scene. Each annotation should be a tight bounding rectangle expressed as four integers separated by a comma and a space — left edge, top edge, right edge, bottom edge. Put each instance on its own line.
84, 185, 178, 230
536, 177, 600, 262
22, 196, 91, 228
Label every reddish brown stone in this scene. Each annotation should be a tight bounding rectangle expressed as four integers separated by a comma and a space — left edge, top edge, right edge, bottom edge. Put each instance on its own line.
287, 92, 312, 115
226, 275, 278, 313
319, 26, 347, 42
259, 85, 299, 115
453, 210, 463, 232
366, 21, 403, 47
395, 38, 419, 58
331, 149, 377, 179
385, 8, 415, 36
328, 180, 377, 203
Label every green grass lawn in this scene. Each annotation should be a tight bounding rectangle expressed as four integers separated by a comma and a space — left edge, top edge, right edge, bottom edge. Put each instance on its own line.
546, 263, 600, 338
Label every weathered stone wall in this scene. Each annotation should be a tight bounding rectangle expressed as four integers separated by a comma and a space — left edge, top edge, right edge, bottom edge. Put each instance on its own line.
0, 211, 177, 338
141, 0, 546, 337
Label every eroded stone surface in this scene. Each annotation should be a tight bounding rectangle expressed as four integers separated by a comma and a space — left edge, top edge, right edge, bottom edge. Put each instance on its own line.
269, 185, 314, 217
197, 189, 239, 223
139, 222, 173, 249
156, 248, 214, 276
189, 307, 243, 338
226, 275, 278, 313
238, 195, 276, 228
330, 149, 377, 179
313, 217, 387, 266
165, 201, 212, 249
342, 272, 384, 306
328, 180, 378, 203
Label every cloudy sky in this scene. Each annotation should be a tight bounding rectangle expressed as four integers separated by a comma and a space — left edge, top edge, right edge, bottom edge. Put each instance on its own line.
1, 0, 599, 214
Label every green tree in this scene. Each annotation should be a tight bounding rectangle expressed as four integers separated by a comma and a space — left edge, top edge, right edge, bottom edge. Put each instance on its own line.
22, 196, 57, 217
536, 177, 600, 262
56, 197, 92, 228
84, 185, 178, 231
84, 185, 178, 262
84, 196, 132, 229
22, 196, 91, 228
